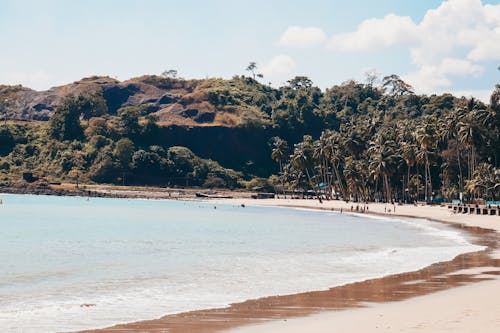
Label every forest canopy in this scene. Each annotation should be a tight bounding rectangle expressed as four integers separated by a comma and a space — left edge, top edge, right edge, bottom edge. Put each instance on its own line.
0, 72, 498, 202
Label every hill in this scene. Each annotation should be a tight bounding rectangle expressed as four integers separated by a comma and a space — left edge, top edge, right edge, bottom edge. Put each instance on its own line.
0, 75, 275, 128
0, 73, 498, 202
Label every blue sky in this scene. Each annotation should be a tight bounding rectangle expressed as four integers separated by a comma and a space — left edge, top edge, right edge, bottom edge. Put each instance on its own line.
0, 0, 499, 100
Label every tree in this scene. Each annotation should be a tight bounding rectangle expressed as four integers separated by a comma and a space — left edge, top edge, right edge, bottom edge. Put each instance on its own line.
415, 116, 437, 202
439, 108, 464, 193
0, 126, 15, 156
287, 76, 313, 89
290, 135, 319, 199
364, 69, 380, 87
84, 117, 108, 138
49, 95, 84, 141
271, 137, 289, 197
114, 138, 135, 169
118, 107, 141, 139
400, 140, 417, 202
457, 98, 484, 181
68, 168, 82, 188
89, 153, 117, 183
132, 149, 166, 180
465, 163, 500, 200
162, 69, 178, 78
382, 74, 414, 96
245, 62, 263, 80
78, 93, 108, 121
368, 134, 400, 202
344, 157, 368, 202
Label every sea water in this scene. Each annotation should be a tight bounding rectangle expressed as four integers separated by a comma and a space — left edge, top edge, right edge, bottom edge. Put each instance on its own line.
0, 194, 483, 332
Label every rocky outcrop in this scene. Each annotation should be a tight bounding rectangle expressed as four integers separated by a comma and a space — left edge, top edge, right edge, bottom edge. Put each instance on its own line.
0, 76, 120, 121
0, 75, 229, 126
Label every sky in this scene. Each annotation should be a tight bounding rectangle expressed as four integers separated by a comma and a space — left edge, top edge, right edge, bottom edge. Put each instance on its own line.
0, 0, 499, 101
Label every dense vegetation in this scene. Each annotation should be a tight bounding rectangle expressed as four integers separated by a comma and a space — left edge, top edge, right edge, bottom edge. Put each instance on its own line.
0, 72, 498, 202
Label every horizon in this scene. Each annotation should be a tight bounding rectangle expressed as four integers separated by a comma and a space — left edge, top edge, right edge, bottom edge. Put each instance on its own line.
1, 0, 499, 103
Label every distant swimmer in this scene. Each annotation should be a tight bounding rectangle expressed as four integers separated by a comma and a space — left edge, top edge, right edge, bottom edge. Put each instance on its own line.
241, 203, 245, 208
0, 197, 2, 204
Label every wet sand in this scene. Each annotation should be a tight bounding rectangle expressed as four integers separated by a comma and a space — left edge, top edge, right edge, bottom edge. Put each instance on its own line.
79, 198, 500, 333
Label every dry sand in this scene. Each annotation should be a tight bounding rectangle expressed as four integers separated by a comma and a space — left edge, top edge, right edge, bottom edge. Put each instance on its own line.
208, 198, 500, 233
227, 278, 500, 333
211, 198, 500, 333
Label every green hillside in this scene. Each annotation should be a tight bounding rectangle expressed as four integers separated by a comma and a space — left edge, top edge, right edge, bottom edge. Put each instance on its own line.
0, 73, 498, 202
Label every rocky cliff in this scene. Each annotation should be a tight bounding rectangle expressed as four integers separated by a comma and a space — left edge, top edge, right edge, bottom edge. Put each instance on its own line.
0, 75, 258, 127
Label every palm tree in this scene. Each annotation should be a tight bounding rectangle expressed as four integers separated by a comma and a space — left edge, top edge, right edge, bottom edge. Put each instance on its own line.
400, 141, 416, 202
368, 134, 399, 202
466, 163, 500, 201
321, 130, 346, 199
398, 121, 417, 202
290, 136, 320, 199
344, 157, 369, 202
271, 137, 289, 197
313, 134, 330, 199
415, 117, 437, 202
439, 109, 464, 193
457, 98, 485, 182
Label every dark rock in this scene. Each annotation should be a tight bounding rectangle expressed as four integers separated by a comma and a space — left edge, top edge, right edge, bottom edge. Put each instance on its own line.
143, 104, 160, 113
33, 103, 53, 111
194, 111, 215, 123
102, 84, 140, 114
159, 94, 177, 105
22, 172, 38, 183
181, 108, 199, 118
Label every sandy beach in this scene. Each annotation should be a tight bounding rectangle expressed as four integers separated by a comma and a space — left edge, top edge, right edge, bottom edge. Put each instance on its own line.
213, 198, 500, 333
208, 198, 500, 233
77, 193, 500, 333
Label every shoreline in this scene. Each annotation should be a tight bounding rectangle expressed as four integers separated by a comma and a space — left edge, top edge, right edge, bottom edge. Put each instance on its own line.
78, 225, 499, 333
217, 198, 500, 333
3, 188, 499, 332
65, 192, 498, 333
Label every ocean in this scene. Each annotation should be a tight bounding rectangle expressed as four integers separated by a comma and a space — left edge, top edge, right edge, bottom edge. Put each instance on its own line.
0, 194, 483, 332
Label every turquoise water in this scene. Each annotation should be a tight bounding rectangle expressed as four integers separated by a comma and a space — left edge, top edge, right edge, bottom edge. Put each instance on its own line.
0, 194, 482, 332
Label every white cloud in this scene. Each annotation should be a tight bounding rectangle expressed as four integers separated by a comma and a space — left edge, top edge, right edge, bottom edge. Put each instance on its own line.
279, 26, 327, 48
439, 58, 483, 76
466, 30, 500, 61
403, 67, 451, 93
329, 14, 418, 51
261, 55, 296, 78
328, 0, 500, 93
403, 58, 483, 93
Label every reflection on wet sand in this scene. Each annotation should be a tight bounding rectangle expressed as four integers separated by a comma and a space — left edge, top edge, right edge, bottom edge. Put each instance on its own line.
80, 225, 500, 333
